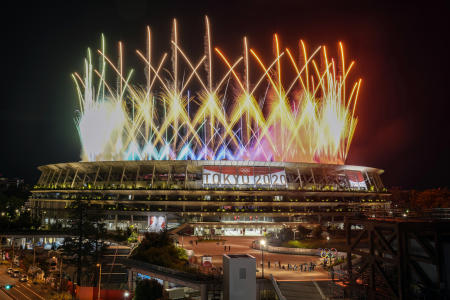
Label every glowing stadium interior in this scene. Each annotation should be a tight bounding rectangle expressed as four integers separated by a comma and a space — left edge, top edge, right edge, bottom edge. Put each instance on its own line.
30, 160, 390, 236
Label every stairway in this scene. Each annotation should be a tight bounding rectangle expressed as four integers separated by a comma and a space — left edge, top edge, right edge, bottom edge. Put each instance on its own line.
101, 245, 131, 289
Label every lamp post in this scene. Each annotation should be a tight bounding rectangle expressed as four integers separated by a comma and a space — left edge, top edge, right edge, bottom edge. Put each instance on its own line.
260, 239, 266, 278
97, 263, 102, 300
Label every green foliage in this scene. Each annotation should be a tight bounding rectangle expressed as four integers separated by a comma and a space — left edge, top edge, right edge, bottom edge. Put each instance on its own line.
128, 230, 139, 244
106, 229, 129, 243
133, 279, 163, 300
131, 231, 188, 270
287, 240, 303, 248
0, 191, 40, 232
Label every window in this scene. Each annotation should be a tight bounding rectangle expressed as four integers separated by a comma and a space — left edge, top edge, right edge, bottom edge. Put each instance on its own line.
239, 268, 246, 279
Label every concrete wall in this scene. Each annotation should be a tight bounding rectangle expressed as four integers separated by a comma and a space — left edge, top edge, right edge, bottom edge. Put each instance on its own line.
223, 254, 256, 300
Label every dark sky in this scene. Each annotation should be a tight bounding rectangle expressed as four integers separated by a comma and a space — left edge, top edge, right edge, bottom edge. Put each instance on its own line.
1, 0, 449, 189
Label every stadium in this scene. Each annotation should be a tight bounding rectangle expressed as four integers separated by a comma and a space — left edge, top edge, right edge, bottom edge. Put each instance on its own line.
29, 160, 389, 236
29, 19, 391, 236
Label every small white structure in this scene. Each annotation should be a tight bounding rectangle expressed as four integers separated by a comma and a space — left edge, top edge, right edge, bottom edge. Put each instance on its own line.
223, 254, 256, 300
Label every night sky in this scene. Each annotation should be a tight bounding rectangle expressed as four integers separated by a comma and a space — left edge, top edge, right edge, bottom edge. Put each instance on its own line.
1, 0, 449, 189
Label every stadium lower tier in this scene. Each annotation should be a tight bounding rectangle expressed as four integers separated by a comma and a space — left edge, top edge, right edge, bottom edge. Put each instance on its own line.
29, 160, 390, 235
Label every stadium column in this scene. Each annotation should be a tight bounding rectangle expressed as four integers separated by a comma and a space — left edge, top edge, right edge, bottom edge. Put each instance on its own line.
82, 173, 87, 186
364, 171, 372, 187
297, 168, 303, 188
167, 166, 171, 186
93, 166, 100, 187
106, 166, 113, 186
310, 168, 316, 186
62, 169, 70, 186
49, 169, 57, 186
370, 173, 379, 191
71, 168, 79, 188
184, 165, 188, 189
55, 169, 63, 187
151, 165, 156, 187
44, 169, 54, 186
135, 166, 140, 188
374, 174, 384, 190
120, 166, 127, 187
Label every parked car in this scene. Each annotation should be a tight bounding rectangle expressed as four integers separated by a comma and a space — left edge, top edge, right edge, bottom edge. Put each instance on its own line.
19, 275, 28, 282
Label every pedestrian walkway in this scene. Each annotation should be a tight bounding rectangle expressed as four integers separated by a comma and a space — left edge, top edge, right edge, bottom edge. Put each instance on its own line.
180, 235, 329, 281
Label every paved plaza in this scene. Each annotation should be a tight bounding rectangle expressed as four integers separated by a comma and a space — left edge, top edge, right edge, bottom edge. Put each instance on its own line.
179, 236, 331, 281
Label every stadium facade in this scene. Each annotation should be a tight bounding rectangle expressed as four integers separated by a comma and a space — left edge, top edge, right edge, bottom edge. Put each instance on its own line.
29, 160, 390, 236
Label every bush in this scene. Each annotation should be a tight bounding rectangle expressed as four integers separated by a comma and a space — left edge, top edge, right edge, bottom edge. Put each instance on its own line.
134, 279, 163, 300
130, 230, 188, 270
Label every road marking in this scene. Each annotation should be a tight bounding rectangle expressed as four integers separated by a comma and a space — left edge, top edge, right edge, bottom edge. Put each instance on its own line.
0, 288, 15, 300
313, 281, 326, 299
17, 284, 45, 300
10, 287, 32, 300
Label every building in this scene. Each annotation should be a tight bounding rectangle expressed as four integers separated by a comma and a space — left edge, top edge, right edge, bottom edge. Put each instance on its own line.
29, 160, 390, 234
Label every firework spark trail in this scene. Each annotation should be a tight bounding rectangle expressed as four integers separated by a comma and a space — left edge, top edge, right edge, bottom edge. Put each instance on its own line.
74, 17, 361, 164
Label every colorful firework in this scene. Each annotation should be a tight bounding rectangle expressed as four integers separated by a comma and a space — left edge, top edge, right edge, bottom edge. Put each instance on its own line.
73, 16, 361, 164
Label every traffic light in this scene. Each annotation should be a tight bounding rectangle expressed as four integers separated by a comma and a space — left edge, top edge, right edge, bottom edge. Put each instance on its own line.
4, 284, 13, 290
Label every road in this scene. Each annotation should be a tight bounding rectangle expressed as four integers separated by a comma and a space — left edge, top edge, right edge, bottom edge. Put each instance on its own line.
0, 266, 48, 300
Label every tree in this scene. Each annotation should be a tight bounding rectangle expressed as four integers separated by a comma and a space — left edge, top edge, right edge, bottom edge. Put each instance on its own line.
296, 225, 311, 240
62, 199, 106, 286
311, 226, 323, 239
133, 279, 163, 300
279, 228, 294, 242
130, 230, 188, 270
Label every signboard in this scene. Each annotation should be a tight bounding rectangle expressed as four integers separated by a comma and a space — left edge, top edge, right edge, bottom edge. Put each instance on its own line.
203, 166, 287, 187
345, 170, 367, 189
148, 215, 166, 232
202, 256, 212, 267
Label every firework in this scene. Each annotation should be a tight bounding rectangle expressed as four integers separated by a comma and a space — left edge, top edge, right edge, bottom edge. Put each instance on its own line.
73, 16, 361, 164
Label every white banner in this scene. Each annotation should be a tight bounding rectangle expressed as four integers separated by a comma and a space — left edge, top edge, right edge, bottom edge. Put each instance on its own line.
203, 166, 287, 186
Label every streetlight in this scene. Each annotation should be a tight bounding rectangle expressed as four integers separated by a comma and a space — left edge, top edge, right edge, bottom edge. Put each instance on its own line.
260, 239, 266, 278
97, 263, 102, 300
